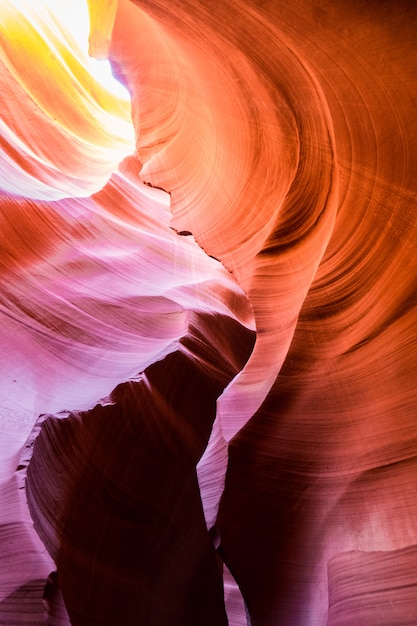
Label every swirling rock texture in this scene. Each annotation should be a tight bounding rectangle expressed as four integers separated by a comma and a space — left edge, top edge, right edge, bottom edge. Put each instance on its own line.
1, 0, 417, 624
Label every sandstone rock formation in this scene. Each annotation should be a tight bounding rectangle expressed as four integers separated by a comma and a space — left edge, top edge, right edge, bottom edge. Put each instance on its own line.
1, 0, 417, 624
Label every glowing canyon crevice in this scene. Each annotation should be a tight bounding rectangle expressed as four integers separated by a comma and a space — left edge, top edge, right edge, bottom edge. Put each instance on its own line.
1, 0, 417, 624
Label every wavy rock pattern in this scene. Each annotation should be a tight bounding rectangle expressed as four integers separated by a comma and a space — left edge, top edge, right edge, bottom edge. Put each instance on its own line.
1, 0, 417, 624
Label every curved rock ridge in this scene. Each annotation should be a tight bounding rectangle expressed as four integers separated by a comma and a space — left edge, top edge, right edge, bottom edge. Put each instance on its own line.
27, 315, 254, 625
0, 0, 417, 624
107, 0, 338, 531
110, 0, 338, 418
0, 156, 254, 483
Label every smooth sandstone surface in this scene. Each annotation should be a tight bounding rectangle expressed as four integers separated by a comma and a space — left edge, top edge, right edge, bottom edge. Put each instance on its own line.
1, 0, 417, 624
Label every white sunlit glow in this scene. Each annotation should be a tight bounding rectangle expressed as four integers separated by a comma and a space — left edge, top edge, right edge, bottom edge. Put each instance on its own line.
51, 0, 130, 100
88, 58, 130, 100
0, 0, 135, 199
18, 0, 129, 101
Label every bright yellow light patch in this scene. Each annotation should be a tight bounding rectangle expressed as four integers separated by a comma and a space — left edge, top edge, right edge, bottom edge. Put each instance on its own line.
54, 0, 127, 100
0, 0, 135, 198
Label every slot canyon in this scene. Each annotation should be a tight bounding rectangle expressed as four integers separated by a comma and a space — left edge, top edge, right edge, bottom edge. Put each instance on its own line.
1, 0, 417, 624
